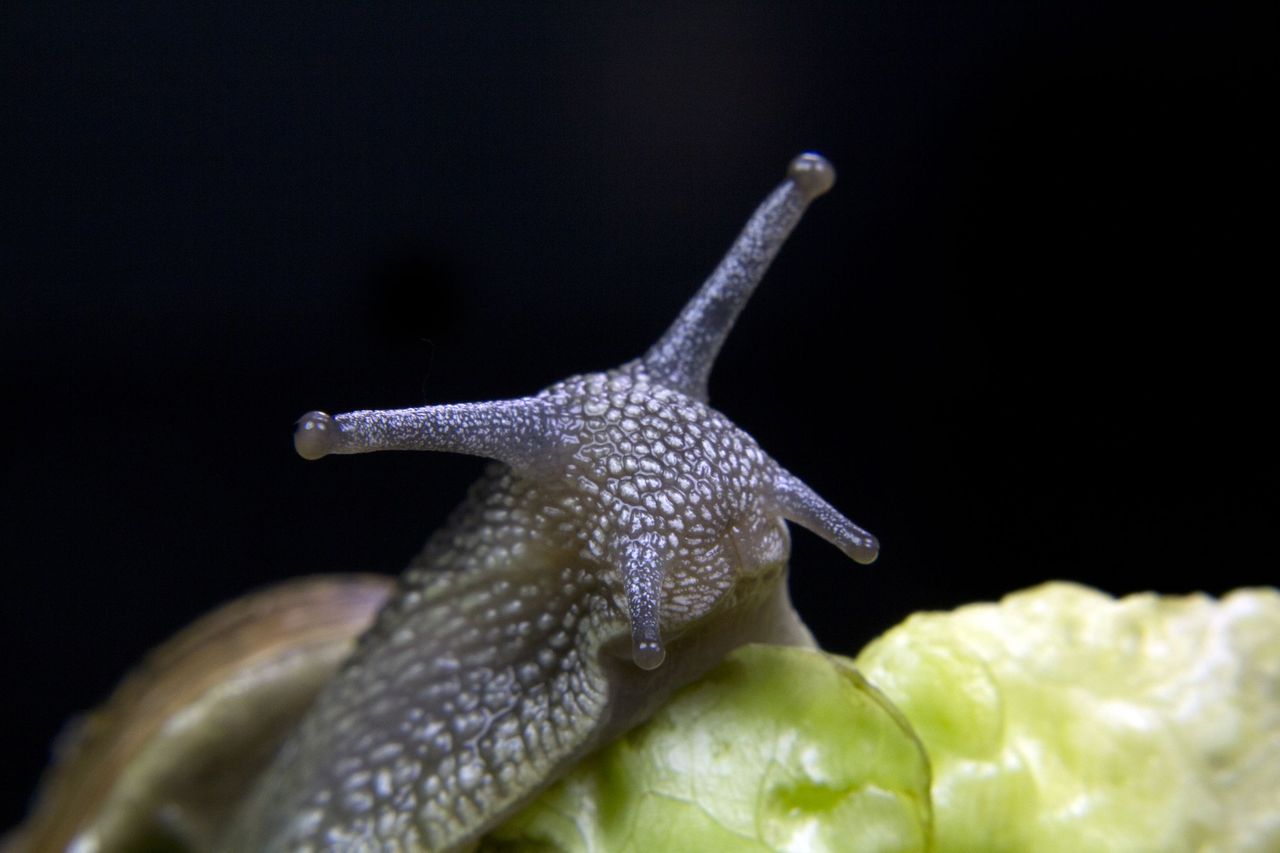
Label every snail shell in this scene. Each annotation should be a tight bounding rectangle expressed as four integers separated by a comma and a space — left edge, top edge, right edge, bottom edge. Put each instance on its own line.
8, 576, 393, 852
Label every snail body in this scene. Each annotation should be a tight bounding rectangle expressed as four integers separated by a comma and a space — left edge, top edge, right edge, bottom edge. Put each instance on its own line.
14, 154, 877, 852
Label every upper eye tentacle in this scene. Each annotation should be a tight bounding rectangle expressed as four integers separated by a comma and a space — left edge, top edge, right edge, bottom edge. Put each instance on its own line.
294, 398, 560, 472
767, 465, 880, 565
641, 153, 836, 401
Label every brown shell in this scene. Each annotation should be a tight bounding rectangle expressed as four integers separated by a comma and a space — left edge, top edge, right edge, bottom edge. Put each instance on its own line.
6, 574, 394, 853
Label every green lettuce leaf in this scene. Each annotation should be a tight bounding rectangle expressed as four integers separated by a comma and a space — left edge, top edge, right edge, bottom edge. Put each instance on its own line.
483, 645, 932, 852
856, 582, 1280, 852
486, 583, 1280, 852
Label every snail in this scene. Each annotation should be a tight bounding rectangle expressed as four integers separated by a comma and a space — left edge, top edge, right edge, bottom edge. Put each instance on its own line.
11, 153, 877, 852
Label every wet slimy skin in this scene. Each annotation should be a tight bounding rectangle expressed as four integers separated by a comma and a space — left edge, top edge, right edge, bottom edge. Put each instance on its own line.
230, 153, 878, 850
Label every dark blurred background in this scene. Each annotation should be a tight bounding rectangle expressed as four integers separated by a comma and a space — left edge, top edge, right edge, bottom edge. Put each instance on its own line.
2, 1, 1274, 828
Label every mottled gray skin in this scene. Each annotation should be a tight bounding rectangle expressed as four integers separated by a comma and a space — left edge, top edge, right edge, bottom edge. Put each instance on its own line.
227, 154, 877, 851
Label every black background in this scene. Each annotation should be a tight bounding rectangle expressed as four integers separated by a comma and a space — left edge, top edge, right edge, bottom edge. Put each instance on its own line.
2, 1, 1274, 829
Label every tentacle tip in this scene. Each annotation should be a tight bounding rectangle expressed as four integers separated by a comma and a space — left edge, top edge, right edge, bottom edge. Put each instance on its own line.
854, 538, 881, 565
294, 411, 335, 460
788, 152, 836, 200
633, 639, 666, 671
